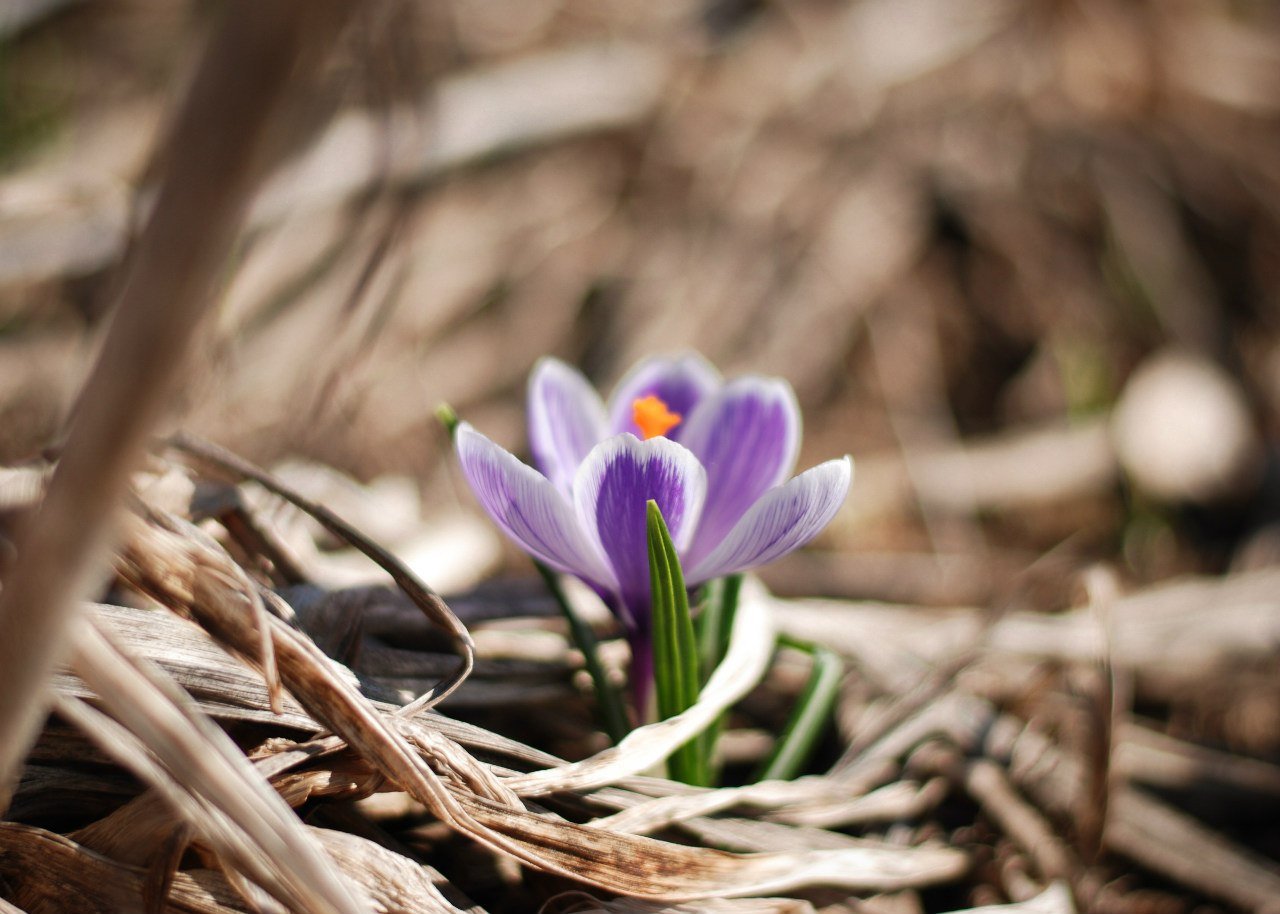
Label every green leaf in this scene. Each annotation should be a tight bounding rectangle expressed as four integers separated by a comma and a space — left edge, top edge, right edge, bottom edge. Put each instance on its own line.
694, 573, 742, 779
696, 573, 741, 682
435, 403, 461, 438
754, 639, 843, 782
647, 499, 708, 786
534, 561, 630, 745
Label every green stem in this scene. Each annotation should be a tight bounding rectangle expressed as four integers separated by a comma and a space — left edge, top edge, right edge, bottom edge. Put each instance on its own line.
435, 403, 460, 437
534, 561, 630, 746
697, 573, 741, 680
695, 573, 742, 779
754, 638, 843, 782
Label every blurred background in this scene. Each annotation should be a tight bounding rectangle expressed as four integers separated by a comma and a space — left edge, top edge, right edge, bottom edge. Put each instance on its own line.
3, 0, 1280, 617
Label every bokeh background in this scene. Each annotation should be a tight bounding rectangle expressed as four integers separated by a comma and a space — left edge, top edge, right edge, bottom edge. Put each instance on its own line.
4, 0, 1280, 619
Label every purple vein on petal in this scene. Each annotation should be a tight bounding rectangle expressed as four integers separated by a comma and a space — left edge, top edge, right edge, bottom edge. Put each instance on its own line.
606, 353, 721, 440
527, 357, 608, 494
455, 423, 614, 589
573, 434, 707, 623
687, 457, 852, 585
680, 376, 801, 569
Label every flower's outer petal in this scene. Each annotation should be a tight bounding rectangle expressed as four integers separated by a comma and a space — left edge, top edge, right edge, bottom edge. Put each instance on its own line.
680, 376, 800, 568
455, 423, 615, 589
607, 352, 722, 440
574, 434, 707, 622
687, 457, 852, 584
528, 357, 608, 493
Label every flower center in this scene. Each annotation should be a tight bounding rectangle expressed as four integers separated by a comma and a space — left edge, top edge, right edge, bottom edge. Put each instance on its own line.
632, 395, 682, 440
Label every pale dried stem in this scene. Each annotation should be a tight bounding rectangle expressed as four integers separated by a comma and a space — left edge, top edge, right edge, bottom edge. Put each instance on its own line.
0, 1, 353, 806
61, 619, 372, 914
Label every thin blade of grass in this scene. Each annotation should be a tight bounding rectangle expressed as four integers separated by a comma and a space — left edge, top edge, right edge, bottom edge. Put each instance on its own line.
755, 639, 844, 782
697, 574, 742, 678
695, 573, 741, 779
64, 619, 373, 914
535, 560, 631, 745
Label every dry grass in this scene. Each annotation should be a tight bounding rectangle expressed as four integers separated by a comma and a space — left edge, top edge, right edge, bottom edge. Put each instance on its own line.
2, 0, 1280, 911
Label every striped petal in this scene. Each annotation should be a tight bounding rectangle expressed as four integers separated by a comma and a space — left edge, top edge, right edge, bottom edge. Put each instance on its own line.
680, 376, 801, 569
606, 352, 721, 441
455, 423, 614, 589
686, 457, 852, 585
573, 434, 707, 626
527, 357, 607, 493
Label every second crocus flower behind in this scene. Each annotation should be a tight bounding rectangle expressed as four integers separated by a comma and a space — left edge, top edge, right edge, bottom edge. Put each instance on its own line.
454, 353, 852, 704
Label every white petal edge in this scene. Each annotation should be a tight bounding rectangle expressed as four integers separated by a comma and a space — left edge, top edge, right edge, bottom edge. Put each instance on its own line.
687, 457, 853, 584
527, 357, 608, 493
455, 423, 615, 588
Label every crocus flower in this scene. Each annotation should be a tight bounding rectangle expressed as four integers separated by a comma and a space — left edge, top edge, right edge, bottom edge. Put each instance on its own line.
454, 353, 852, 689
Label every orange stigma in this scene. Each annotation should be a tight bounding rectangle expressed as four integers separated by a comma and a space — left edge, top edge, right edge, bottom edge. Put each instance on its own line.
633, 395, 682, 440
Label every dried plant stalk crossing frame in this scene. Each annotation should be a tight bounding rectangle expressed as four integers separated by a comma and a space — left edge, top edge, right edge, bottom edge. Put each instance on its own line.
166, 431, 475, 712
0, 1, 356, 807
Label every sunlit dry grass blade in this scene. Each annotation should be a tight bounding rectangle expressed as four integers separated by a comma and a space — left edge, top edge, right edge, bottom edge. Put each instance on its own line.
166, 431, 474, 712
57, 603, 321, 732
452, 792, 967, 898
507, 585, 775, 797
69, 735, 376, 867
1, 821, 481, 914
0, 0, 357, 807
550, 895, 818, 914
112, 501, 538, 823
308, 827, 478, 914
589, 778, 942, 836
60, 602, 556, 775
63, 619, 372, 914
0, 821, 241, 914
938, 882, 1075, 914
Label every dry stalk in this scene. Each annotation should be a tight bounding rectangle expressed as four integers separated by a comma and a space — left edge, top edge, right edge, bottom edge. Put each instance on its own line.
167, 431, 474, 712
0, 1, 355, 806
62, 619, 372, 914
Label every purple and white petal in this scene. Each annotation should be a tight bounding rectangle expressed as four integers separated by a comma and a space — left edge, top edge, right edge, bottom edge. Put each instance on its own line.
680, 376, 801, 569
606, 352, 722, 440
455, 423, 615, 589
527, 357, 608, 493
573, 434, 707, 624
686, 457, 852, 585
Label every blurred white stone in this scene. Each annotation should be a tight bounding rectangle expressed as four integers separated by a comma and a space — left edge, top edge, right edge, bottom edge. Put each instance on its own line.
1111, 350, 1262, 503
